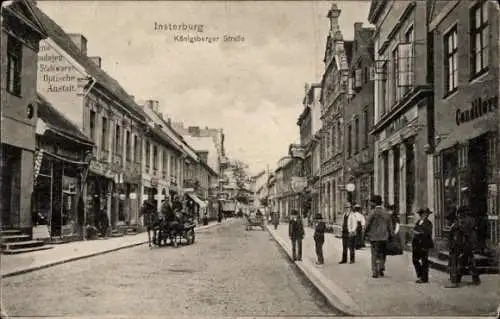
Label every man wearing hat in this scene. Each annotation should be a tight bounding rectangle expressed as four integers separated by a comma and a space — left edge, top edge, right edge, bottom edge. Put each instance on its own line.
339, 202, 358, 264
313, 213, 327, 265
446, 206, 480, 288
365, 195, 392, 278
289, 210, 304, 261
412, 208, 434, 283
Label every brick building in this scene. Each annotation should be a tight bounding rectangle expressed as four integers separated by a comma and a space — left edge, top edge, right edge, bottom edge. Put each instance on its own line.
1, 0, 47, 234
344, 22, 375, 212
319, 3, 353, 224
429, 0, 500, 251
369, 0, 434, 246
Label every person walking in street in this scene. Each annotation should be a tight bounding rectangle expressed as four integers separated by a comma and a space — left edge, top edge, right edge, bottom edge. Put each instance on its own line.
313, 213, 326, 265
365, 195, 392, 278
353, 204, 366, 249
289, 210, 304, 261
412, 208, 434, 284
339, 202, 357, 264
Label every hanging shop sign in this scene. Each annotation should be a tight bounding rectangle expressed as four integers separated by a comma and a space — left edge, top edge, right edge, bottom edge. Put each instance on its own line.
129, 193, 137, 199
456, 96, 498, 126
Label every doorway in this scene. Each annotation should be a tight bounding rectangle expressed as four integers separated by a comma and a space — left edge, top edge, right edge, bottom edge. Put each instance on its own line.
0, 144, 20, 228
468, 135, 488, 220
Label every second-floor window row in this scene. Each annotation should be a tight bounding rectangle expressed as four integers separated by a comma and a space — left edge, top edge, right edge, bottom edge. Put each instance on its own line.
7, 35, 22, 96
444, 26, 458, 94
470, 0, 488, 78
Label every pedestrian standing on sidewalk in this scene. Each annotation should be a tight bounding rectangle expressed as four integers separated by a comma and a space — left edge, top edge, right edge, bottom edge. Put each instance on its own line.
386, 204, 403, 256
313, 213, 326, 265
339, 202, 357, 264
353, 204, 366, 249
412, 208, 434, 284
272, 211, 280, 230
365, 195, 392, 278
289, 210, 304, 261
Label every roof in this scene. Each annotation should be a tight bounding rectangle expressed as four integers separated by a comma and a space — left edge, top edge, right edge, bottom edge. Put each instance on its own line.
36, 93, 93, 146
183, 135, 218, 171
32, 6, 146, 122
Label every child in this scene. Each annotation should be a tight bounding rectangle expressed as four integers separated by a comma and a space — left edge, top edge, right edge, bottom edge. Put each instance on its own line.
313, 213, 326, 265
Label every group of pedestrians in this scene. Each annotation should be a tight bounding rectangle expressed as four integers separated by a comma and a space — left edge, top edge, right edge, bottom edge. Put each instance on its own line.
284, 194, 482, 288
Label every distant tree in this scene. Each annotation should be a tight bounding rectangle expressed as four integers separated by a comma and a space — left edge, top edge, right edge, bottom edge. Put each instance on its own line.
231, 160, 251, 203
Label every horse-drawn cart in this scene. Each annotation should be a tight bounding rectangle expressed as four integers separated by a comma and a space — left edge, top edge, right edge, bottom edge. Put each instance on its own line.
246, 212, 265, 231
150, 214, 196, 248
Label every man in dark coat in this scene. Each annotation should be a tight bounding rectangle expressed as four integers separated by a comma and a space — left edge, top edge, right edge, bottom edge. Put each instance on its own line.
289, 210, 304, 261
412, 208, 434, 283
446, 206, 480, 288
313, 213, 326, 265
365, 195, 392, 278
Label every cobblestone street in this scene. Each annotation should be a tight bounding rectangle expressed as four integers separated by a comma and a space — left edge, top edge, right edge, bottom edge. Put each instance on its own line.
2, 220, 339, 317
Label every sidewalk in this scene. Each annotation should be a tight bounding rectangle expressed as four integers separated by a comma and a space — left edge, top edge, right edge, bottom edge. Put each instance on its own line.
267, 224, 500, 317
1, 219, 232, 278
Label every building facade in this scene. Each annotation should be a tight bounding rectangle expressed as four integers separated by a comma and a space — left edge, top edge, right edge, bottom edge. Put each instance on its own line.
33, 94, 94, 239
307, 84, 323, 219
369, 0, 434, 246
34, 8, 147, 234
344, 22, 375, 212
1, 0, 48, 233
319, 3, 352, 224
429, 0, 500, 250
140, 99, 189, 216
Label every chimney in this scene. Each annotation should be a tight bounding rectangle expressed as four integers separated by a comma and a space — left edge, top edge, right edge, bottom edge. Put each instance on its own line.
188, 126, 200, 137
89, 56, 101, 68
354, 22, 363, 37
129, 94, 135, 101
68, 33, 88, 55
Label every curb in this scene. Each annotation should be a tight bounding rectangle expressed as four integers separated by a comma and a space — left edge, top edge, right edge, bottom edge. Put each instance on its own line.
265, 225, 364, 317
2, 220, 230, 278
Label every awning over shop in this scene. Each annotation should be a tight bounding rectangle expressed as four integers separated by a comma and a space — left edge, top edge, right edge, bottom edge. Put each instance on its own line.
186, 192, 207, 208
435, 115, 497, 153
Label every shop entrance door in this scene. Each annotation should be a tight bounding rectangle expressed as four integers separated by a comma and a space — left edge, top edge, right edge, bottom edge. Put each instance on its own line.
0, 144, 19, 228
469, 136, 488, 219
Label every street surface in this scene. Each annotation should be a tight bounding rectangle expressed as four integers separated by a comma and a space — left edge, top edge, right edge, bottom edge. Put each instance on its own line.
2, 219, 339, 317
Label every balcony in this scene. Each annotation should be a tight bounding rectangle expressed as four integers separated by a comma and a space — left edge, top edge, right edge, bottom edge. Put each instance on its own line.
183, 178, 200, 189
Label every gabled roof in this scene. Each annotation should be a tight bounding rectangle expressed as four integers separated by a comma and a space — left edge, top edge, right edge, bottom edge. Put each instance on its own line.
32, 6, 146, 122
5, 0, 48, 38
37, 93, 93, 146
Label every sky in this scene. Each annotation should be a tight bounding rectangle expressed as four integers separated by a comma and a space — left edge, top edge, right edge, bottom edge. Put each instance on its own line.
38, 1, 371, 175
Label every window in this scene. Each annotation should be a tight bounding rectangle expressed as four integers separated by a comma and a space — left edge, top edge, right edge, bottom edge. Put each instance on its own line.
347, 124, 352, 158
392, 48, 398, 104
115, 124, 121, 154
364, 67, 369, 83
101, 117, 108, 150
363, 108, 369, 148
125, 131, 131, 161
354, 117, 359, 153
470, 0, 488, 77
89, 110, 96, 141
354, 67, 363, 89
133, 135, 139, 162
397, 42, 414, 99
145, 141, 151, 167
153, 146, 158, 170
7, 35, 22, 96
163, 150, 168, 174
444, 26, 458, 94
331, 125, 336, 154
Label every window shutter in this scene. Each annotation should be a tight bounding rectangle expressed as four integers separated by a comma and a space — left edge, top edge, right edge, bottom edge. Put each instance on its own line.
397, 43, 412, 87
369, 66, 375, 81
348, 76, 354, 96
354, 69, 362, 88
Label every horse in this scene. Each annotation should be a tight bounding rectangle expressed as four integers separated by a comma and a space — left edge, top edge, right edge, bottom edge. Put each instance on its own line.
140, 206, 161, 248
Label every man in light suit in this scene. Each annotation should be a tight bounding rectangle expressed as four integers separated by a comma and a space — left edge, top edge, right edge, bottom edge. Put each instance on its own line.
339, 202, 358, 264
